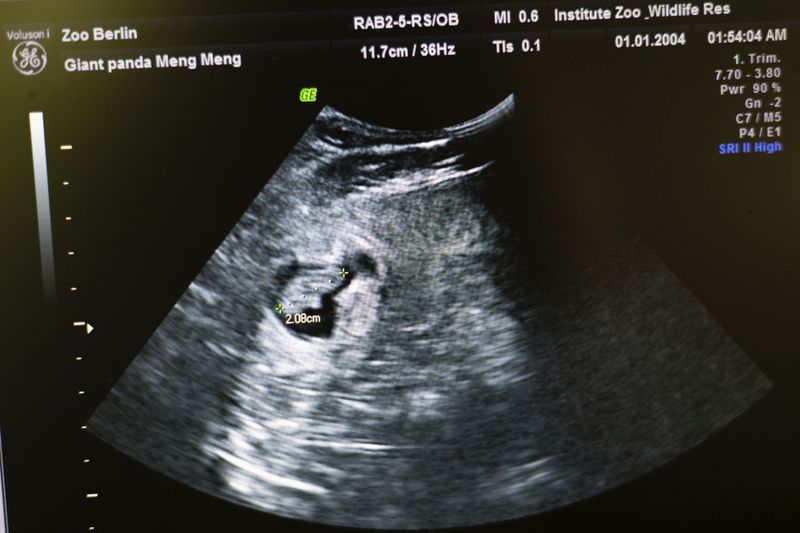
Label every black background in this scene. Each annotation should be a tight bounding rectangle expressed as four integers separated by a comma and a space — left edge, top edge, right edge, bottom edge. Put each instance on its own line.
0, 0, 798, 531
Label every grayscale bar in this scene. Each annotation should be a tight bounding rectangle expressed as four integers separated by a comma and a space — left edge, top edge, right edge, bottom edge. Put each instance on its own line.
0, 428, 8, 533
29, 112, 56, 303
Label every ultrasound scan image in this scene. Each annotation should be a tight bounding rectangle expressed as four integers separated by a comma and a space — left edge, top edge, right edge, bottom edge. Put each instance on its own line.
89, 96, 770, 529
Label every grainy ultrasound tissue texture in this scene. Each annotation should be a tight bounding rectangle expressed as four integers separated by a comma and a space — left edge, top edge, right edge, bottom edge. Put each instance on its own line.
90, 96, 769, 529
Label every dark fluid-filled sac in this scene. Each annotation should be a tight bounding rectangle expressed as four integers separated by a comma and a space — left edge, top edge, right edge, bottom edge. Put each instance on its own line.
89, 96, 769, 529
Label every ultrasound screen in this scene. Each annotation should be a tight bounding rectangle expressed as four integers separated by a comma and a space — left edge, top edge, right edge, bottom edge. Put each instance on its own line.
0, 1, 798, 532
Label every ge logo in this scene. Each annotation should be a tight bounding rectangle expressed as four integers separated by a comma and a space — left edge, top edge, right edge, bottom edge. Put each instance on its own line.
12, 41, 47, 76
